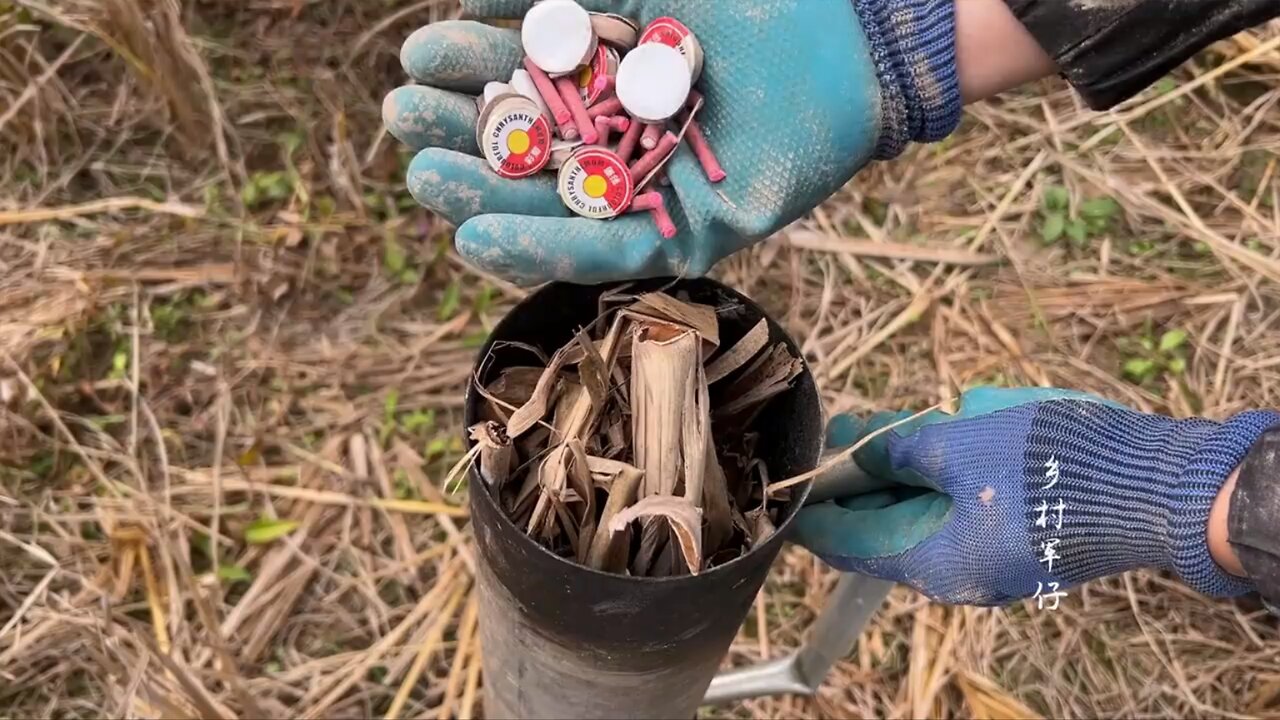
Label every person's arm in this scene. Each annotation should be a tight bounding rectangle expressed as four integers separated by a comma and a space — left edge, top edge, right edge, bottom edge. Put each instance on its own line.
1220, 431, 1280, 613
792, 387, 1280, 607
997, 0, 1280, 110
1208, 448, 1280, 614
1209, 470, 1247, 576
955, 0, 1057, 103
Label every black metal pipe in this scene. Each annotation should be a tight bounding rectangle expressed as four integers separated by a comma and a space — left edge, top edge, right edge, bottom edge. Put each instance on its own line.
464, 278, 824, 719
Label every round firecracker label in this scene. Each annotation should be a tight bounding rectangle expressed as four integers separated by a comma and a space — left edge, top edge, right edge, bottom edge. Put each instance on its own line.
475, 92, 522, 158
482, 99, 552, 179
639, 17, 700, 76
576, 45, 617, 105
558, 148, 634, 219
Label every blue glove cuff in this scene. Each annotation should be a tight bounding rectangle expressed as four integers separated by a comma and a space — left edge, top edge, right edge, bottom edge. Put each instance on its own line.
852, 0, 962, 160
1172, 410, 1280, 597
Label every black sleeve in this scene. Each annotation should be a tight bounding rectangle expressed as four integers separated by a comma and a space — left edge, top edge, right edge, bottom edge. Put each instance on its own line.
1002, 0, 1280, 110
1232, 428, 1280, 615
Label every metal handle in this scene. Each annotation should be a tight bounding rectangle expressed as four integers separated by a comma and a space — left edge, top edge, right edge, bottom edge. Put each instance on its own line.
702, 453, 894, 706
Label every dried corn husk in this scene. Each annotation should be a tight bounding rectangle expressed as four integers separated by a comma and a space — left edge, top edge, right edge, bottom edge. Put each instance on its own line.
477, 289, 802, 576
468, 422, 514, 486
631, 322, 700, 498
585, 462, 643, 572
506, 347, 573, 438
706, 318, 768, 384
607, 495, 703, 574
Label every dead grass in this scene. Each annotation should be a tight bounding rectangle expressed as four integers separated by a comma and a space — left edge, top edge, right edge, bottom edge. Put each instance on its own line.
1, 1, 1279, 717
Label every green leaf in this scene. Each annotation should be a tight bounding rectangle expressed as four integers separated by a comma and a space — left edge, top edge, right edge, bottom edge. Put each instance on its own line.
384, 236, 407, 275
217, 564, 252, 583
1123, 358, 1156, 380
438, 280, 462, 321
379, 423, 396, 447
244, 517, 300, 545
401, 409, 436, 433
1153, 77, 1178, 96
1159, 329, 1188, 353
241, 181, 260, 208
191, 531, 214, 560
463, 330, 490, 348
1040, 212, 1065, 244
1043, 185, 1069, 212
279, 131, 304, 157
1167, 356, 1186, 374
28, 450, 55, 478
862, 196, 888, 225
473, 285, 495, 316
259, 171, 290, 200
1080, 197, 1120, 221
383, 390, 400, 423
203, 183, 224, 213
314, 195, 337, 217
425, 437, 449, 458
243, 171, 292, 208
1066, 218, 1088, 245
393, 469, 417, 500
110, 349, 129, 379
86, 414, 127, 431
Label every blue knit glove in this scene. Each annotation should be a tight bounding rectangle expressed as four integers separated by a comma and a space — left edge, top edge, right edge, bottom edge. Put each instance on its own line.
792, 387, 1280, 606
383, 0, 960, 285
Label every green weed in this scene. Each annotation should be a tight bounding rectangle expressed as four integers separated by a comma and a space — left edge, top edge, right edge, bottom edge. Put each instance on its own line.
1120, 324, 1189, 384
1040, 186, 1122, 248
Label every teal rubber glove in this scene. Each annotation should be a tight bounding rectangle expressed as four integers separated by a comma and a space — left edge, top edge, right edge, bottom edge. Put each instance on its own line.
383, 0, 959, 285
792, 387, 1280, 606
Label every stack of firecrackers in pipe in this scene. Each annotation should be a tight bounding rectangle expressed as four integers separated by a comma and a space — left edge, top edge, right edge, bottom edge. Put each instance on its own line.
477, 0, 724, 239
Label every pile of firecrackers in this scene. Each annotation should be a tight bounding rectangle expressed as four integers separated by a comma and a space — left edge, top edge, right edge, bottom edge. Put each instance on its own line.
478, 0, 724, 238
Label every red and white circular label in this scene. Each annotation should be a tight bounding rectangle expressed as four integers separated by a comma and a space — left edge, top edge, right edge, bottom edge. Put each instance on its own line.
576, 45, 617, 105
639, 17, 701, 78
557, 148, 634, 219
482, 98, 552, 179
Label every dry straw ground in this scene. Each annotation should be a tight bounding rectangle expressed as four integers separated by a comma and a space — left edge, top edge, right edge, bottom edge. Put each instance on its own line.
2, 1, 1280, 718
